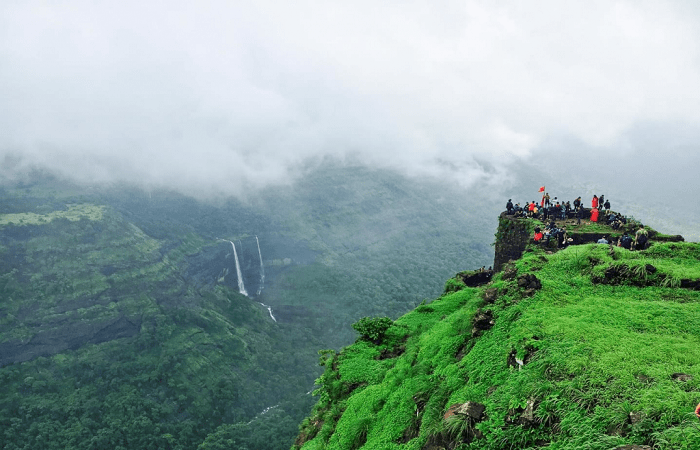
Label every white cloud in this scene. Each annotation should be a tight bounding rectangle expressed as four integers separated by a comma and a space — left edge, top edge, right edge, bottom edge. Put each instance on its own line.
1, 0, 700, 195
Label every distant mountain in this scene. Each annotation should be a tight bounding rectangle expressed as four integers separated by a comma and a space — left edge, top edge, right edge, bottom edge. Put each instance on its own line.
0, 162, 495, 450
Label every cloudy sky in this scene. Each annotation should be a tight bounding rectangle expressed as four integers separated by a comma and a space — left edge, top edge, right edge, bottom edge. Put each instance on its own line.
1, 0, 699, 204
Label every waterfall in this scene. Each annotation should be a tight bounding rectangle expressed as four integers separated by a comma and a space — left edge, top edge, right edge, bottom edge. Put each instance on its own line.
258, 302, 277, 322
228, 240, 248, 297
255, 236, 265, 296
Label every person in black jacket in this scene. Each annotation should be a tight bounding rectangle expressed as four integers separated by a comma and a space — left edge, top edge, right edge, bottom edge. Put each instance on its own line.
506, 199, 514, 214
577, 206, 586, 225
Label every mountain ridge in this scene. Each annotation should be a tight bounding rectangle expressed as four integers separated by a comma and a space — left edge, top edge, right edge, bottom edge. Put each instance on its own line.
294, 211, 700, 450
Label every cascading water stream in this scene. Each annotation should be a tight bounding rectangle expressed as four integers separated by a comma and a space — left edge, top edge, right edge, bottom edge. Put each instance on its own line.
255, 236, 265, 296
228, 240, 248, 297
258, 302, 277, 322
218, 238, 276, 322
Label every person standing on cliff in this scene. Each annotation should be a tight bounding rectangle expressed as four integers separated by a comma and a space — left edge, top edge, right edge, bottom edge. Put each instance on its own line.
592, 195, 599, 209
506, 199, 513, 214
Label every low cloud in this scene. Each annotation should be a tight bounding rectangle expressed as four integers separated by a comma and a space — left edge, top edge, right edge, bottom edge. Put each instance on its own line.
1, 1, 699, 198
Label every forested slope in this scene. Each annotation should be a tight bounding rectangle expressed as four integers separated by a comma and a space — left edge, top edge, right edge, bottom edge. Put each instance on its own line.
0, 164, 495, 449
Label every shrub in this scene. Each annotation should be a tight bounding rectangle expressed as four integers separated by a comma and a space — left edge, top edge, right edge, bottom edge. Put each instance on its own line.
352, 317, 393, 343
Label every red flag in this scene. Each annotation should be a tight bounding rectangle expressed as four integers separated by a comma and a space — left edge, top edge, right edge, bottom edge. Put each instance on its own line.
538, 186, 545, 193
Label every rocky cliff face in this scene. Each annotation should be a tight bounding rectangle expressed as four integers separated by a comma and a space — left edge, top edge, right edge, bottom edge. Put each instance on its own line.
493, 213, 530, 272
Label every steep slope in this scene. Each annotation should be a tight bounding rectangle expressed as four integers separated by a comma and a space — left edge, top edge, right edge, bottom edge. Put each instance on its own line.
296, 215, 700, 450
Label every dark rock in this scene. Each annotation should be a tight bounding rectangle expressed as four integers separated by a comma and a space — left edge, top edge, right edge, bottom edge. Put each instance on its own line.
502, 265, 518, 280
506, 398, 537, 427
680, 279, 700, 290
517, 274, 542, 290
471, 310, 494, 336
629, 411, 644, 425
671, 372, 693, 382
459, 270, 493, 287
443, 401, 486, 421
482, 288, 499, 304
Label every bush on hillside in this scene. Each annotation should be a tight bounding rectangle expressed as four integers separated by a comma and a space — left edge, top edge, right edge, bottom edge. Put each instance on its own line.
352, 317, 393, 343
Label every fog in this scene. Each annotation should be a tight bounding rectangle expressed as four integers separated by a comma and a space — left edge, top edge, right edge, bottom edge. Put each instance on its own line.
1, 1, 699, 236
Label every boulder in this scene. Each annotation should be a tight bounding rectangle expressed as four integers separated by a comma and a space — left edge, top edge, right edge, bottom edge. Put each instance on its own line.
471, 310, 494, 336
443, 401, 486, 421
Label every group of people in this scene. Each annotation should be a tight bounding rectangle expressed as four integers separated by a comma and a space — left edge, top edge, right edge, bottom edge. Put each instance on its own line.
505, 191, 650, 251
595, 225, 648, 250
532, 221, 571, 248
506, 193, 612, 224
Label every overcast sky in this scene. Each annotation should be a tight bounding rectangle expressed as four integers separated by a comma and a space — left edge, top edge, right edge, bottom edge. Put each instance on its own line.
1, 1, 699, 203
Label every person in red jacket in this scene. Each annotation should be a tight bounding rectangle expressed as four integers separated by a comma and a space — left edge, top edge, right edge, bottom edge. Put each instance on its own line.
590, 207, 599, 222
592, 195, 599, 209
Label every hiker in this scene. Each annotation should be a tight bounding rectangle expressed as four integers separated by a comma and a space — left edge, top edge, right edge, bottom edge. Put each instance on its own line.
599, 194, 605, 207
635, 225, 649, 250
619, 232, 632, 249
597, 236, 609, 244
592, 195, 599, 209
557, 227, 568, 248
604, 199, 611, 211
590, 207, 599, 222
577, 206, 586, 225
533, 229, 543, 242
573, 196, 581, 210
506, 199, 514, 214
544, 193, 551, 207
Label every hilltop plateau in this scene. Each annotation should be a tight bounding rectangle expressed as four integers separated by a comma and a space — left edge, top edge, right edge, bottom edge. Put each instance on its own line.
295, 211, 700, 450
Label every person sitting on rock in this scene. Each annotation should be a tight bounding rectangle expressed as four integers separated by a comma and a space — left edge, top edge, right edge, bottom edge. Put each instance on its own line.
590, 207, 599, 222
597, 235, 609, 244
619, 232, 633, 249
533, 229, 543, 242
513, 203, 524, 217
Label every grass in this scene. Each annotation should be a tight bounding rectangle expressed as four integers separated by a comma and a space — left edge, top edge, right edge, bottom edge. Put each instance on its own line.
297, 239, 700, 450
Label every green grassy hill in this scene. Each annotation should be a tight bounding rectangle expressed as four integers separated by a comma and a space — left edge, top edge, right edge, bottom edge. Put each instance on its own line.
296, 216, 700, 450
